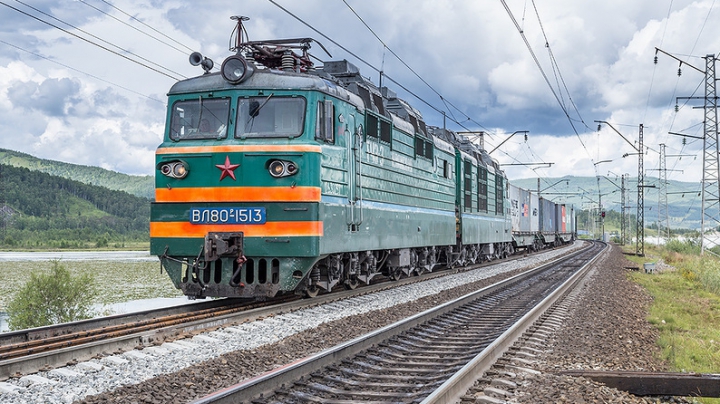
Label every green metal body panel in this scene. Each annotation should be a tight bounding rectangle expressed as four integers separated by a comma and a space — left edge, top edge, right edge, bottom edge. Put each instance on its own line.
454, 150, 512, 245
316, 116, 456, 253
460, 213, 511, 244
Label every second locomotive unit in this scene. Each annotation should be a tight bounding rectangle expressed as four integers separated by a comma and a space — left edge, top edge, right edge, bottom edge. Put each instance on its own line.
150, 17, 574, 300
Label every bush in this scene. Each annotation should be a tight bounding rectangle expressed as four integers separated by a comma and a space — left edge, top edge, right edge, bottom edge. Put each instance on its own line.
6, 261, 99, 330
665, 238, 700, 255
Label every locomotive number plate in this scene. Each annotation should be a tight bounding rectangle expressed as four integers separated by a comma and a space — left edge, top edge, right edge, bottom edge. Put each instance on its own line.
190, 207, 266, 224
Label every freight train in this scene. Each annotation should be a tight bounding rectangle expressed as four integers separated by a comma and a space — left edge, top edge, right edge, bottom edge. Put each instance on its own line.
150, 18, 575, 300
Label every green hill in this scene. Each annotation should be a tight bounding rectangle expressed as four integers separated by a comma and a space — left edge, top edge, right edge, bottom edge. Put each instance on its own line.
0, 148, 153, 199
0, 164, 150, 249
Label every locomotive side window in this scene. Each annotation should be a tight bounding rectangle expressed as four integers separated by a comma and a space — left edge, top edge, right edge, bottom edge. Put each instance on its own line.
315, 100, 334, 143
379, 120, 392, 144
413, 138, 434, 160
366, 114, 379, 139
495, 176, 504, 215
464, 160, 473, 212
478, 166, 488, 213
169, 97, 230, 140
380, 120, 392, 142
236, 96, 306, 138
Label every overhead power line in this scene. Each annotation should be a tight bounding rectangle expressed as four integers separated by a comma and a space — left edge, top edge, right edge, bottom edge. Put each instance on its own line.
80, 0, 196, 55
499, 0, 593, 164
0, 39, 164, 104
340, 0, 493, 136
267, 0, 488, 136
1, 0, 184, 80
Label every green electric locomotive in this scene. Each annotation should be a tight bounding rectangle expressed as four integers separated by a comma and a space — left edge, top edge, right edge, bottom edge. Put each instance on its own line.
150, 18, 513, 299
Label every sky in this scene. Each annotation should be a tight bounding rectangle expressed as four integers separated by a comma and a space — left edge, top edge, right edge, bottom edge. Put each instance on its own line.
0, 0, 718, 192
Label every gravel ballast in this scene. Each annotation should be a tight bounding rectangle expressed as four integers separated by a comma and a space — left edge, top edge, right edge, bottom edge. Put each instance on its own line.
0, 242, 689, 404
467, 244, 695, 404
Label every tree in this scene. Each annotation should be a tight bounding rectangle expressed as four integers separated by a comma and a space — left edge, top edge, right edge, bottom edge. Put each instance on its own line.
6, 261, 99, 330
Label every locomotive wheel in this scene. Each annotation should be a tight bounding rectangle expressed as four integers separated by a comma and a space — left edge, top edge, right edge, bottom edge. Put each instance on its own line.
344, 278, 359, 290
389, 268, 403, 281
304, 285, 320, 298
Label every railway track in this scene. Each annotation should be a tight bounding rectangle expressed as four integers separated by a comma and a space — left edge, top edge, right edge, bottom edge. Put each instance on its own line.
190, 241, 605, 404
1, 245, 571, 381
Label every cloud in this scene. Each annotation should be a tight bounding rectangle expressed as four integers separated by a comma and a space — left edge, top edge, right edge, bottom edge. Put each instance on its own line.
7, 76, 81, 117
0, 0, 716, 185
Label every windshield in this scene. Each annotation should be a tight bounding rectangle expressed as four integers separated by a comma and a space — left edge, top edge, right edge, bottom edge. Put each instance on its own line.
236, 96, 306, 138
169, 97, 230, 141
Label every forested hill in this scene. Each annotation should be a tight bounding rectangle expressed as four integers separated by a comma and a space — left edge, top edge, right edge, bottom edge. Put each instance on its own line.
0, 148, 153, 199
0, 164, 150, 248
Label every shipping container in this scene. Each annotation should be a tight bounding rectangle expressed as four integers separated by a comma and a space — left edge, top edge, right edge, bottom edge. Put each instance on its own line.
555, 204, 567, 233
539, 198, 556, 232
530, 192, 540, 232
508, 184, 522, 232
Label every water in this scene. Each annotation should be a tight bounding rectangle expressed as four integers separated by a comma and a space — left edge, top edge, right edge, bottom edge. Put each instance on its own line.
0, 251, 156, 262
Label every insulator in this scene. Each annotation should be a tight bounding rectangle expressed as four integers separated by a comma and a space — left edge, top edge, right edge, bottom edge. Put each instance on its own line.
682, 137, 686, 146
282, 51, 294, 71
654, 56, 658, 64
597, 124, 601, 131
244, 51, 257, 66
675, 104, 679, 112
677, 68, 682, 76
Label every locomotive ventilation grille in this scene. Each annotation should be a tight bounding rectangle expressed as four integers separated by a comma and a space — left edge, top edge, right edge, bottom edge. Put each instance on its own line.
182, 257, 280, 286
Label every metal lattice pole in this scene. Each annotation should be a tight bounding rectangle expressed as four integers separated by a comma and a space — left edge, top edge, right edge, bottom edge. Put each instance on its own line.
659, 144, 669, 242
637, 124, 644, 256
621, 174, 626, 245
701, 55, 719, 255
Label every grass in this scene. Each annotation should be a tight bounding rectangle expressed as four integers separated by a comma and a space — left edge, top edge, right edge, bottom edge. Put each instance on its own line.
627, 243, 720, 403
0, 259, 182, 312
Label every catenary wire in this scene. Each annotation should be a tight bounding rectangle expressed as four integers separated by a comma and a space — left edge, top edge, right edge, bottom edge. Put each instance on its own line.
266, 0, 495, 138
0, 39, 165, 105
340, 0, 493, 137
89, 0, 196, 54
499, 0, 594, 164
0, 0, 184, 80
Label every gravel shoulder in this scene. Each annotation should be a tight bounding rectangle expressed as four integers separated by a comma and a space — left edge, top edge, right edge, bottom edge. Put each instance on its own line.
506, 243, 695, 404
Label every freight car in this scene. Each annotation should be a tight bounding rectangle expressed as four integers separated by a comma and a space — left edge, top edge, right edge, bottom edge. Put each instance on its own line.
508, 184, 576, 252
150, 18, 572, 300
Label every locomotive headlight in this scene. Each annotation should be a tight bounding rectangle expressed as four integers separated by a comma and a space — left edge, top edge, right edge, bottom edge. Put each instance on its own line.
159, 161, 189, 179
172, 163, 188, 178
221, 55, 255, 84
268, 159, 299, 178
269, 160, 286, 178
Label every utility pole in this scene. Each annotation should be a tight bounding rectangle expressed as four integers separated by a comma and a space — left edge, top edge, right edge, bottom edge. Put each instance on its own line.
649, 145, 689, 243
637, 124, 645, 256
659, 144, 668, 241
603, 173, 626, 245
621, 174, 626, 245
595, 120, 646, 256
659, 49, 719, 255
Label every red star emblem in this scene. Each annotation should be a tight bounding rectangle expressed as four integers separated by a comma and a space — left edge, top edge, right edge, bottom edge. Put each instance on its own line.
216, 156, 240, 180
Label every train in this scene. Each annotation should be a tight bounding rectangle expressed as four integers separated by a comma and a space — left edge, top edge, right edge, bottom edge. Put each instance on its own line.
150, 17, 576, 300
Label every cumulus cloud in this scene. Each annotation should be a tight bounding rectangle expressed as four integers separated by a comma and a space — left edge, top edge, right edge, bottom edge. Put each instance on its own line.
0, 0, 716, 184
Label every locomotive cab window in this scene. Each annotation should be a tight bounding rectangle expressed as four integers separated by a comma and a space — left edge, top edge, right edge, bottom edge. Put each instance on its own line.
169, 97, 230, 141
315, 100, 334, 143
236, 96, 306, 138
